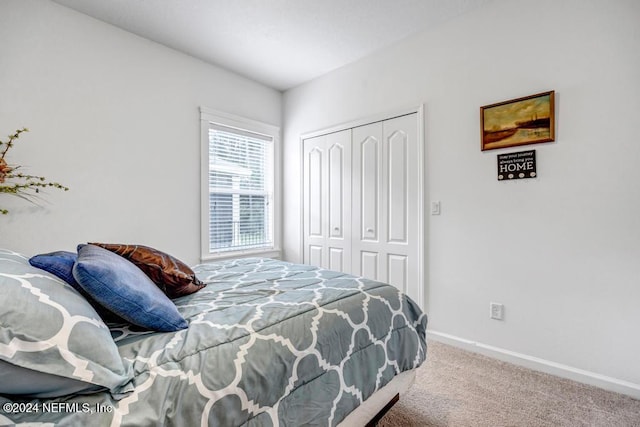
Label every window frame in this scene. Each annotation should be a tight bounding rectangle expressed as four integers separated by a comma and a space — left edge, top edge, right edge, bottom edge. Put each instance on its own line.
200, 107, 281, 261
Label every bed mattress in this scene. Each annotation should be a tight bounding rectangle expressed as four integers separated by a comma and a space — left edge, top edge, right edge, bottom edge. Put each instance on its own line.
1, 257, 427, 426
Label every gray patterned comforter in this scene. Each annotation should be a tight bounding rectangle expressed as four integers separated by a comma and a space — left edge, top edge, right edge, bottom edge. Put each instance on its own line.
2, 257, 427, 426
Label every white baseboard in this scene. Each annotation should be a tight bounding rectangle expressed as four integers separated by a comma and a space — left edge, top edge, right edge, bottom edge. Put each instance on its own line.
426, 330, 640, 400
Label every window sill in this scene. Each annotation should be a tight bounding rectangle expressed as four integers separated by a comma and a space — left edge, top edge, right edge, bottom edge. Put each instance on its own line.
200, 248, 281, 263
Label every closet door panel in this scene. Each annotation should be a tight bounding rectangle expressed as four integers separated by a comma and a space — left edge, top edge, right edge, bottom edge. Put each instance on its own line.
387, 254, 408, 294
308, 147, 324, 237
303, 135, 327, 268
309, 245, 323, 268
352, 123, 382, 237
303, 130, 351, 274
326, 130, 352, 273
352, 122, 384, 281
329, 247, 344, 272
360, 136, 379, 242
382, 114, 420, 300
387, 130, 408, 244
360, 251, 379, 281
328, 143, 344, 239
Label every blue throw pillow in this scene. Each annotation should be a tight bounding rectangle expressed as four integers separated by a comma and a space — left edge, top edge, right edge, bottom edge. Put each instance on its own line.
73, 244, 188, 332
29, 250, 124, 324
29, 251, 78, 286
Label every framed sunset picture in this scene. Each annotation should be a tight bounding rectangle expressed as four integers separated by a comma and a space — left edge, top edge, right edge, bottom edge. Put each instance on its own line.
481, 91, 555, 151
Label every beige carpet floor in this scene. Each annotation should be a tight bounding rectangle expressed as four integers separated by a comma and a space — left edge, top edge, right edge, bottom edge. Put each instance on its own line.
378, 341, 640, 427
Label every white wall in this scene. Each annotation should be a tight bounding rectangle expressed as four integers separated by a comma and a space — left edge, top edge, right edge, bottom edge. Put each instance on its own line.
0, 0, 281, 265
283, 0, 640, 394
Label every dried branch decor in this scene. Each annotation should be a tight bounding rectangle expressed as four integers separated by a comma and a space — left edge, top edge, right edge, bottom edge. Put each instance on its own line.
0, 128, 69, 214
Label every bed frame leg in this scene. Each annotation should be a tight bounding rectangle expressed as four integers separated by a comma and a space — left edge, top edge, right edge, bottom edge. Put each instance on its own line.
365, 393, 400, 426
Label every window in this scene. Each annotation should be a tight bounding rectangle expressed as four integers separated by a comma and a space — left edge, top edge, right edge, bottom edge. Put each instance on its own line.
200, 108, 279, 259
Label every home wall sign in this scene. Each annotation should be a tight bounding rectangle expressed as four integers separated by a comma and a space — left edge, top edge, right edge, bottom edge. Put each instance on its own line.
497, 150, 536, 180
481, 91, 555, 151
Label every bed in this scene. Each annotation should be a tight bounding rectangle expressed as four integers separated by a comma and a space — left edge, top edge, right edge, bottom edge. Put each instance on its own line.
0, 246, 427, 426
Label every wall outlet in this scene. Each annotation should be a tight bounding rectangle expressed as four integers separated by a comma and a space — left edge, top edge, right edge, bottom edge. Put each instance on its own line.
490, 302, 504, 320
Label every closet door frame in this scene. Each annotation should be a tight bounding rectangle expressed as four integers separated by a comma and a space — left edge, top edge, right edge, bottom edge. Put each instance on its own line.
299, 105, 426, 309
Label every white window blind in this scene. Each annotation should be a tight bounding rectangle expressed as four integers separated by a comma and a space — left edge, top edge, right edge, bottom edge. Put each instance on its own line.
207, 123, 274, 253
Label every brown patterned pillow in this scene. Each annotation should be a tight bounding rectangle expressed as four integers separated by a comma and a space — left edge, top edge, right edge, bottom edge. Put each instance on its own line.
88, 243, 205, 298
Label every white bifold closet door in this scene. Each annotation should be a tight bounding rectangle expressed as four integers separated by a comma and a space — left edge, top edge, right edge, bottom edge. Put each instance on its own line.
303, 129, 352, 273
351, 114, 420, 301
303, 113, 421, 304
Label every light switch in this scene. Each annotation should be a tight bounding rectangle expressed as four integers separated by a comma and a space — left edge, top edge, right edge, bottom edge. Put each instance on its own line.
431, 201, 441, 215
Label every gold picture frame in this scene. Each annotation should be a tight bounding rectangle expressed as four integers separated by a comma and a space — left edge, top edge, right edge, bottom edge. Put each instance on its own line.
481, 91, 555, 151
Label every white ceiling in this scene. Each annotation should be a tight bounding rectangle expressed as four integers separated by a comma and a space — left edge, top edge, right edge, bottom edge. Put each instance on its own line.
51, 0, 492, 91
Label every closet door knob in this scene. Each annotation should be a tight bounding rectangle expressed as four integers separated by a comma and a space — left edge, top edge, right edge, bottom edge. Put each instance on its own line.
334, 227, 340, 231
366, 228, 374, 233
